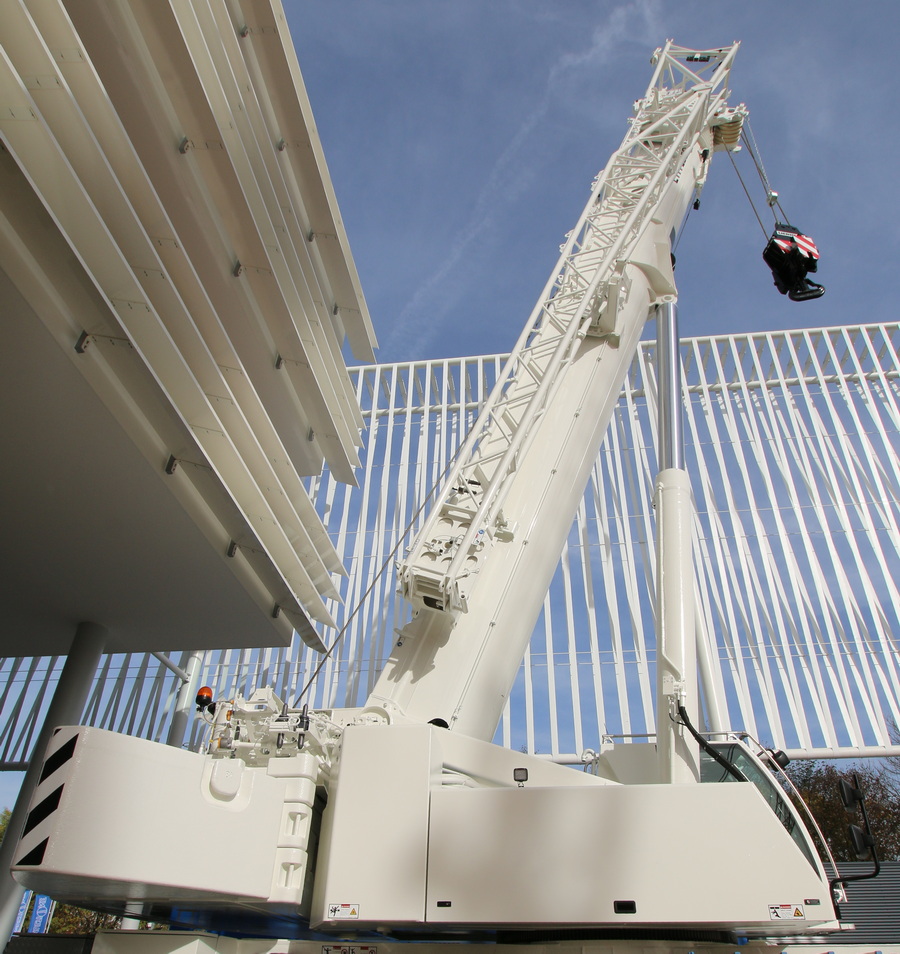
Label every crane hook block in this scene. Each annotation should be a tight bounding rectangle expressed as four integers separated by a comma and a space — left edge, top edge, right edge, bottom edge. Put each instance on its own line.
762, 223, 825, 302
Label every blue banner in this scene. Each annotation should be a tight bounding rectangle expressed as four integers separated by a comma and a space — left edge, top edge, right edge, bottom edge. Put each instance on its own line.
27, 894, 55, 934
12, 891, 32, 935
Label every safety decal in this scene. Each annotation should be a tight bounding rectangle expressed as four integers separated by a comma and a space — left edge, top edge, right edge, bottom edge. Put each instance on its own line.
768, 903, 805, 920
326, 903, 360, 919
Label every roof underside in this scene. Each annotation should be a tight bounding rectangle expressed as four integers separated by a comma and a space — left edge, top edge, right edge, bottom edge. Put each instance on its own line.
0, 0, 376, 656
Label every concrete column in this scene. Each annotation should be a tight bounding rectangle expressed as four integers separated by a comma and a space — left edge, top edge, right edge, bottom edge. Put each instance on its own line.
166, 650, 204, 748
0, 622, 106, 943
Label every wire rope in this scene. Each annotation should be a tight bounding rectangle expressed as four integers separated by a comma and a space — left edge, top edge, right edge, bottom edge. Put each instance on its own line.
292, 452, 459, 706
741, 121, 789, 223
672, 198, 694, 253
727, 149, 770, 239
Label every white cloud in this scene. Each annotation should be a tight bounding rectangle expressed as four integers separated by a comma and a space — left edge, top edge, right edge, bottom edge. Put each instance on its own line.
383, 0, 666, 359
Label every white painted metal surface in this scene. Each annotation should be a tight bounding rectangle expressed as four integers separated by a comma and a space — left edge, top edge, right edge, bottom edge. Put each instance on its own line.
424, 783, 825, 929
12, 718, 840, 937
13, 727, 292, 904
310, 726, 835, 935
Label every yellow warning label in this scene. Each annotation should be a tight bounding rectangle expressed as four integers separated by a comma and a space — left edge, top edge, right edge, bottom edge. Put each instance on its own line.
326, 903, 360, 920
768, 903, 805, 920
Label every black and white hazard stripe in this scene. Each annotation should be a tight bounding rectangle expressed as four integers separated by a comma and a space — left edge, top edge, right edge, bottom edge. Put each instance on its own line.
14, 727, 81, 869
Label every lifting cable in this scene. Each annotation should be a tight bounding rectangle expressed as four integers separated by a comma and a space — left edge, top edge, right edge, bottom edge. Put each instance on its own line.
292, 452, 459, 707
727, 149, 769, 238
742, 120, 788, 222
726, 118, 791, 238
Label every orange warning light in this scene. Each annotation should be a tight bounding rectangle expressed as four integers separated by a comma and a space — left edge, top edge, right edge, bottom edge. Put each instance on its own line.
195, 686, 214, 711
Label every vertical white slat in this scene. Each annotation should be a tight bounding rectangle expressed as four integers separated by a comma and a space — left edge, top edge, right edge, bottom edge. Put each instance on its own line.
0, 658, 29, 763
365, 362, 402, 698
597, 418, 635, 737
523, 640, 536, 755
687, 342, 761, 739
681, 337, 729, 729
714, 338, 792, 748
578, 482, 608, 742
815, 328, 900, 742
772, 331, 869, 746
741, 333, 836, 747
559, 532, 584, 755
541, 590, 560, 756
738, 334, 825, 748
785, 329, 892, 744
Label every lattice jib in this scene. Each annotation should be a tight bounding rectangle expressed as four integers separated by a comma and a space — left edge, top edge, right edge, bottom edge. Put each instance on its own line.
398, 41, 743, 615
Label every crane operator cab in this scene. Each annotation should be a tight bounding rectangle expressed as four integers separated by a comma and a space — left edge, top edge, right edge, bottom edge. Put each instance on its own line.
763, 223, 825, 301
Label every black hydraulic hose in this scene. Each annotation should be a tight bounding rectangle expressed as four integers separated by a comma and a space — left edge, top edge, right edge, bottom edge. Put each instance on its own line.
676, 704, 744, 782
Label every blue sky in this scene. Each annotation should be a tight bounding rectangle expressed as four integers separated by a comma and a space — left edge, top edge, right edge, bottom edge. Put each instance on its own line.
288, 0, 900, 364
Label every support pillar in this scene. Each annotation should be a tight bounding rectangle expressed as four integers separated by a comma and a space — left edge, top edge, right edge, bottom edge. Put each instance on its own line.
166, 650, 204, 749
0, 622, 106, 943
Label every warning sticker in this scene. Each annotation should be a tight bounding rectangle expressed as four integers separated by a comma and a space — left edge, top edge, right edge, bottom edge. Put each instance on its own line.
768, 903, 805, 920
326, 903, 360, 920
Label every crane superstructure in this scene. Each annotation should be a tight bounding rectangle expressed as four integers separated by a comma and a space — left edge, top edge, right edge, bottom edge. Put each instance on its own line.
11, 41, 844, 947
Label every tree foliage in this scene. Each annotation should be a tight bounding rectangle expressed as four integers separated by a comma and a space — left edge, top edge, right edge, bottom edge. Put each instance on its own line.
787, 759, 900, 862
49, 905, 121, 935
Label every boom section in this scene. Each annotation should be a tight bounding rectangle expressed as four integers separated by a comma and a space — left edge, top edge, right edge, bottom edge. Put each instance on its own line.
397, 42, 742, 619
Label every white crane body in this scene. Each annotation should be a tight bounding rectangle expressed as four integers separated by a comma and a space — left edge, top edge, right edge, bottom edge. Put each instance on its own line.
10, 42, 844, 945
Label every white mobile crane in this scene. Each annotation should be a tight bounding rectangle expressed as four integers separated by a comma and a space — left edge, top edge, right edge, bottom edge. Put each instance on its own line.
11, 41, 845, 945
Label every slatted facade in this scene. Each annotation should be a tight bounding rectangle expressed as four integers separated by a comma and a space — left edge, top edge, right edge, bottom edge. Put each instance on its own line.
2, 323, 900, 765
